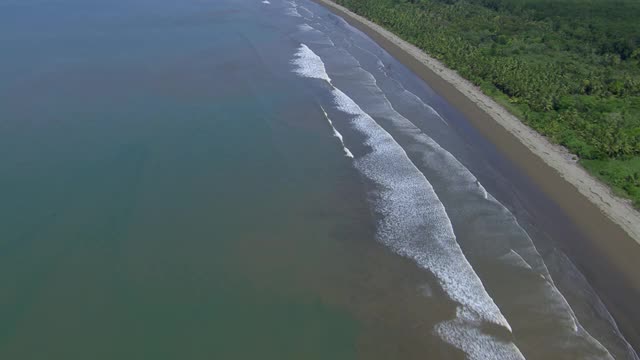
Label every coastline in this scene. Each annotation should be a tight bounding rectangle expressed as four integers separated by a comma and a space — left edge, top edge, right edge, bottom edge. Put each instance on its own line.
313, 0, 640, 351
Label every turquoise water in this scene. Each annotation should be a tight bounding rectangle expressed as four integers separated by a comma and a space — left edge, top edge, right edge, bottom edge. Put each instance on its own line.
0, 1, 363, 358
1, 0, 638, 359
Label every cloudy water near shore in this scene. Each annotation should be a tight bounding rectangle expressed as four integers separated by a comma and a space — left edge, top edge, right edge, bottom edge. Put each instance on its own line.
0, 0, 637, 359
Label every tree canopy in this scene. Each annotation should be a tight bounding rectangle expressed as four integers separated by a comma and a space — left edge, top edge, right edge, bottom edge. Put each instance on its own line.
335, 0, 640, 206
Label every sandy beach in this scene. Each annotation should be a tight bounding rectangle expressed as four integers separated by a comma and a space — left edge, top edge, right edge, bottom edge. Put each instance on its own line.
314, 0, 640, 350
3, 0, 640, 357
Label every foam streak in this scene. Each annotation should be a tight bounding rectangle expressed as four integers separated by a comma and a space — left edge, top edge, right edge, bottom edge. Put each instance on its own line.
292, 43, 524, 360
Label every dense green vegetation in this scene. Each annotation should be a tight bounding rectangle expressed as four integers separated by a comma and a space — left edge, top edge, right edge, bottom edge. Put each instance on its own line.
334, 0, 640, 206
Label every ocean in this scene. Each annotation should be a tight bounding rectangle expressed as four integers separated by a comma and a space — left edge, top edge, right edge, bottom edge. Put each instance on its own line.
0, 0, 637, 359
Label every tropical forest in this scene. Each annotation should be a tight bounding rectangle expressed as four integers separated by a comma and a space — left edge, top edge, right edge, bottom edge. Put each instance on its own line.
334, 0, 640, 206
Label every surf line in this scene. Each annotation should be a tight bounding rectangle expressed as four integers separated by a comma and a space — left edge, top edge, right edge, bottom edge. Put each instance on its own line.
336, 42, 614, 355
292, 43, 525, 360
320, 38, 614, 356
320, 105, 354, 158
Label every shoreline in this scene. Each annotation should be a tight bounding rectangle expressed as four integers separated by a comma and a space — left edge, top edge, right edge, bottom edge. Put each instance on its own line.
313, 0, 640, 351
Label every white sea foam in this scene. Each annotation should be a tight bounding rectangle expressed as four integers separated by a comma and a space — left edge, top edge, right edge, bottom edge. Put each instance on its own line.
500, 250, 534, 270
548, 250, 640, 360
297, 23, 314, 32
296, 24, 335, 46
293, 11, 634, 355
353, 42, 450, 127
328, 42, 614, 357
320, 106, 353, 158
291, 44, 332, 83
292, 43, 524, 360
261, 0, 270, 4
285, 8, 300, 17
285, 1, 301, 17
297, 5, 315, 18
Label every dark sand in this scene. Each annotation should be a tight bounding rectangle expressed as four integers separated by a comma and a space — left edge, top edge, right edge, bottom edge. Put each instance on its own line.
313, 0, 640, 351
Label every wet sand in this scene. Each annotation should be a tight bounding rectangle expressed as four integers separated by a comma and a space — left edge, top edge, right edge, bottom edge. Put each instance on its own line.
313, 0, 640, 351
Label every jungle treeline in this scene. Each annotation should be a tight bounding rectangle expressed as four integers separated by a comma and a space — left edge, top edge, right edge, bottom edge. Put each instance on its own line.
334, 0, 640, 206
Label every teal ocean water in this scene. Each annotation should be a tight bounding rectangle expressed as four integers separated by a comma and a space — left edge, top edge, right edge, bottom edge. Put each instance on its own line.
1, 0, 638, 359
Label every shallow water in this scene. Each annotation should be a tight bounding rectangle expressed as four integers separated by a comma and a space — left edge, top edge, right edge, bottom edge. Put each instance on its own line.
0, 0, 637, 359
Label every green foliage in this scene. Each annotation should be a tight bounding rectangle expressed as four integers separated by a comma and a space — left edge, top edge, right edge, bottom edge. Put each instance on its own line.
335, 0, 640, 206
582, 157, 640, 207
